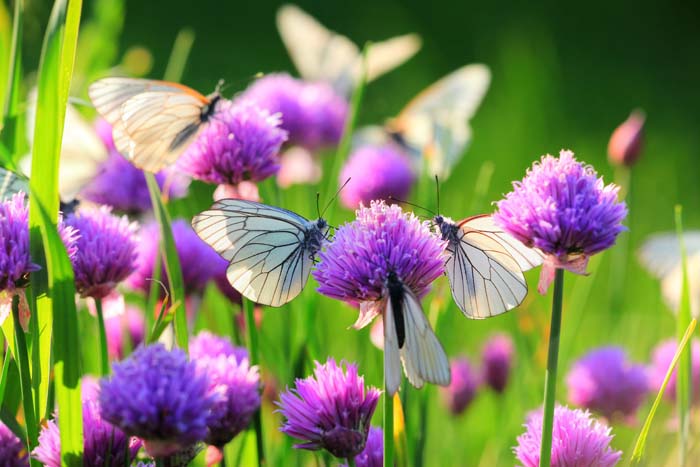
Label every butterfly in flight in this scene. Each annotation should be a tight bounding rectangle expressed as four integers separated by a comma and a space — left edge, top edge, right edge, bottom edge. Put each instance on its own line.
192, 199, 329, 307
0, 167, 29, 201
88, 77, 222, 173
380, 271, 451, 395
354, 64, 491, 180
276, 4, 421, 96
433, 214, 543, 319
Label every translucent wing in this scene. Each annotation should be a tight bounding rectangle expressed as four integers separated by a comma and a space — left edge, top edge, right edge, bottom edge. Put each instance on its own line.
398, 286, 450, 389
445, 215, 541, 319
24, 90, 108, 202
116, 92, 205, 172
383, 297, 403, 396
639, 232, 700, 279
276, 4, 420, 95
192, 199, 319, 307
390, 64, 491, 179
0, 168, 29, 200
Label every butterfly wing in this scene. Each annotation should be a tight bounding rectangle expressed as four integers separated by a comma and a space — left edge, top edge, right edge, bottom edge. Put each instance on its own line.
383, 297, 403, 396
445, 215, 542, 319
364, 34, 422, 83
0, 168, 29, 200
391, 64, 491, 179
398, 286, 450, 389
89, 78, 209, 172
192, 199, 318, 307
639, 232, 700, 279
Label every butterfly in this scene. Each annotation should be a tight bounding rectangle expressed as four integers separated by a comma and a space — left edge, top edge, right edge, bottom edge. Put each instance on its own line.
0, 167, 29, 201
434, 214, 543, 319
88, 77, 222, 173
380, 271, 451, 395
276, 4, 421, 96
354, 64, 491, 180
639, 232, 700, 317
23, 91, 108, 202
192, 199, 329, 307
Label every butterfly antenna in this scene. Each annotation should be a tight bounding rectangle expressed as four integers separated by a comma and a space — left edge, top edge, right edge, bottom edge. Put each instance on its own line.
215, 79, 226, 94
316, 192, 322, 219
320, 178, 351, 218
387, 196, 435, 216
435, 175, 441, 215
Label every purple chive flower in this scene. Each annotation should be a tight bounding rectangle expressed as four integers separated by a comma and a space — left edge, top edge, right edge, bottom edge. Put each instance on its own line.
514, 404, 622, 467
339, 144, 415, 209
494, 150, 627, 293
0, 420, 28, 467
99, 344, 218, 457
608, 110, 645, 167
313, 200, 445, 328
81, 120, 190, 213
482, 333, 514, 393
341, 427, 383, 467
65, 206, 138, 299
566, 346, 648, 420
179, 99, 287, 186
126, 220, 224, 297
189, 331, 248, 362
105, 305, 145, 360
277, 358, 381, 459
194, 354, 261, 447
440, 358, 480, 415
33, 399, 141, 467
648, 338, 700, 403
242, 73, 348, 150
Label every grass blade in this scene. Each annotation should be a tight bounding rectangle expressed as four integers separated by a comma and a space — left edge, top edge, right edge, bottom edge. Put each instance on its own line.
145, 174, 188, 350
163, 28, 195, 83
1, 0, 23, 160
631, 318, 697, 463
674, 205, 692, 465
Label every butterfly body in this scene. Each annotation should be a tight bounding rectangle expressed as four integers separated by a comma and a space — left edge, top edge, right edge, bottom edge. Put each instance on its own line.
387, 271, 407, 348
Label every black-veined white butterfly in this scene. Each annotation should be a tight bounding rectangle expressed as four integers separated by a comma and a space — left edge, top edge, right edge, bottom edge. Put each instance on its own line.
354, 64, 491, 180
192, 199, 329, 307
276, 4, 421, 96
639, 232, 700, 317
88, 77, 222, 173
0, 167, 29, 201
434, 214, 543, 319
378, 272, 451, 395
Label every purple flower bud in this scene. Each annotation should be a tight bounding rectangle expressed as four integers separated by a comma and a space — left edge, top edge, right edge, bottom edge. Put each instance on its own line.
608, 110, 644, 167
242, 73, 348, 150
99, 344, 218, 457
189, 331, 248, 362
566, 346, 648, 419
440, 358, 480, 414
276, 358, 380, 459
179, 100, 287, 186
482, 333, 514, 393
0, 420, 28, 467
514, 404, 622, 467
0, 193, 41, 292
66, 206, 138, 299
105, 305, 145, 360
648, 338, 700, 403
339, 144, 415, 209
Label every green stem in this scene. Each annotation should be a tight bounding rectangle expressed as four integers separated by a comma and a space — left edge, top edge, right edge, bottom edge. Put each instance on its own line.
95, 298, 110, 376
243, 298, 265, 465
384, 388, 394, 467
539, 268, 564, 467
220, 449, 227, 467
346, 456, 356, 467
12, 295, 39, 456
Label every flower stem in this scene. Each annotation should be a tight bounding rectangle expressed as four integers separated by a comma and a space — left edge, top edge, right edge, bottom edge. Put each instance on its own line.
243, 298, 265, 465
539, 268, 564, 467
12, 294, 39, 457
346, 456, 356, 467
383, 385, 394, 467
95, 298, 110, 376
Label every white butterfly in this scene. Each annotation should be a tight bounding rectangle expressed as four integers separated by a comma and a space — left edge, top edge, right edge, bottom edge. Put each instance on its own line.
88, 77, 221, 173
639, 232, 700, 317
369, 272, 450, 395
276, 4, 421, 96
23, 91, 108, 202
191, 199, 329, 307
354, 64, 491, 180
434, 214, 543, 319
0, 167, 29, 201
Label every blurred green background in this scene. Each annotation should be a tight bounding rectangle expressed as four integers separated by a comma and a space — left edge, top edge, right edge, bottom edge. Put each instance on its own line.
9, 0, 700, 465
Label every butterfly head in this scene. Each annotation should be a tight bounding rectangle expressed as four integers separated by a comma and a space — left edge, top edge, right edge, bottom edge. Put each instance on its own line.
305, 218, 329, 260
434, 215, 458, 242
